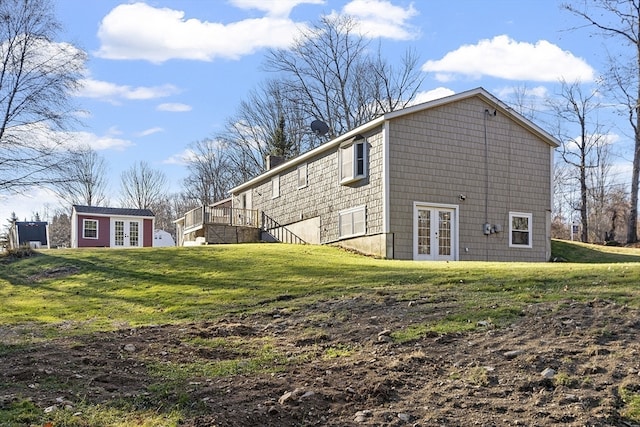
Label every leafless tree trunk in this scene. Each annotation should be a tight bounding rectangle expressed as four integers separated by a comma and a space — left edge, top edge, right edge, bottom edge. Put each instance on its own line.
181, 139, 238, 206
219, 80, 312, 180
547, 80, 607, 243
53, 146, 109, 207
119, 161, 168, 210
563, 0, 640, 242
264, 14, 423, 138
0, 0, 86, 193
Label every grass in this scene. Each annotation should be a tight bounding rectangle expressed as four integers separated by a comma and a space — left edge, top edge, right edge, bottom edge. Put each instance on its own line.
2, 239, 640, 425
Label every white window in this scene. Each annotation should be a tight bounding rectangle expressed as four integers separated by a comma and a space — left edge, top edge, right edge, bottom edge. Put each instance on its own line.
83, 219, 98, 239
339, 206, 366, 238
339, 139, 367, 184
509, 212, 532, 248
297, 163, 308, 188
271, 175, 280, 199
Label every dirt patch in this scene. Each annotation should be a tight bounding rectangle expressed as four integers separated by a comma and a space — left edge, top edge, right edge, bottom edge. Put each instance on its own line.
27, 265, 80, 282
1, 298, 639, 426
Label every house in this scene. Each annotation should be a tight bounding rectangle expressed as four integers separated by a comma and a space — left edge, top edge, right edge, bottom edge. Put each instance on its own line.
8, 221, 49, 249
224, 87, 559, 262
71, 205, 155, 248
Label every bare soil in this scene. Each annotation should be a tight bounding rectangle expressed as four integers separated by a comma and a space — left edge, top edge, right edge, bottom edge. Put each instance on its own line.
2, 296, 640, 426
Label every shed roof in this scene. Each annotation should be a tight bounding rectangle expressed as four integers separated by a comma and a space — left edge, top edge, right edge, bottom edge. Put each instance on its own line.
230, 87, 560, 194
72, 205, 155, 217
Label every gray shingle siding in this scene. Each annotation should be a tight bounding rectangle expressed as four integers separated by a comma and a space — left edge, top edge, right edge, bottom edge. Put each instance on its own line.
388, 96, 551, 261
235, 128, 385, 244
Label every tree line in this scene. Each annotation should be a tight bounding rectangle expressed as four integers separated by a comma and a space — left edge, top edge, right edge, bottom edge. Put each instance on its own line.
2, 0, 640, 247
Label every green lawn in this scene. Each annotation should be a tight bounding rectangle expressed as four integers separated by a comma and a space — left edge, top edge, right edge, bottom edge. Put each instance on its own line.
2, 240, 640, 335
1, 239, 640, 426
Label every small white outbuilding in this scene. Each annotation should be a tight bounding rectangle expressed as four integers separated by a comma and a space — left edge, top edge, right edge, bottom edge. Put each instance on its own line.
153, 229, 175, 247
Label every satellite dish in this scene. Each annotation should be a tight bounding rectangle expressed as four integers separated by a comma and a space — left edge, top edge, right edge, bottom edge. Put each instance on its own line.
310, 120, 329, 136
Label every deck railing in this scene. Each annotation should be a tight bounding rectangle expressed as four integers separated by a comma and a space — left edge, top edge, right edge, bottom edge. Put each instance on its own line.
262, 212, 306, 244
183, 206, 259, 231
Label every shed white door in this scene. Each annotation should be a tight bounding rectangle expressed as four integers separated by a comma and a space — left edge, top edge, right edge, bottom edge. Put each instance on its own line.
111, 219, 141, 248
414, 204, 457, 261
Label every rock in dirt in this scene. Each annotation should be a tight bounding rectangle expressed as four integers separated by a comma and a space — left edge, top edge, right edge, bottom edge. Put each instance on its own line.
123, 344, 136, 352
354, 410, 372, 423
541, 368, 556, 379
503, 349, 525, 359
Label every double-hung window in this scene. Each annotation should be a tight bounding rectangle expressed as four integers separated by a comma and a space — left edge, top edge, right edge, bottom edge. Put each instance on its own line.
339, 138, 367, 184
83, 219, 98, 239
339, 206, 366, 238
509, 212, 532, 248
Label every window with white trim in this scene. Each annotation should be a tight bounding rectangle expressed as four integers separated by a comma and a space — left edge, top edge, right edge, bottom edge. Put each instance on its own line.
509, 212, 532, 248
83, 219, 98, 239
271, 175, 280, 199
339, 139, 367, 184
339, 206, 366, 238
297, 163, 308, 188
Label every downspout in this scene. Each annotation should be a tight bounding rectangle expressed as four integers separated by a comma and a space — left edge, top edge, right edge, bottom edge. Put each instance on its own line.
483, 108, 495, 261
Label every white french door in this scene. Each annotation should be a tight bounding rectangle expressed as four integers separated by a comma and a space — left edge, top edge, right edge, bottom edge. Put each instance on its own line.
414, 203, 458, 261
111, 219, 141, 248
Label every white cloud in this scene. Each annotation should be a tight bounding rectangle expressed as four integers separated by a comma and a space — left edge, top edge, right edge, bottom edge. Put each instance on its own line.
0, 188, 62, 224
231, 0, 325, 17
338, 0, 419, 40
2, 36, 86, 75
96, 2, 308, 63
136, 127, 164, 137
409, 87, 456, 105
163, 149, 196, 165
565, 133, 620, 152
157, 103, 192, 112
3, 122, 131, 152
422, 35, 595, 83
67, 130, 133, 151
76, 78, 179, 103
495, 85, 549, 100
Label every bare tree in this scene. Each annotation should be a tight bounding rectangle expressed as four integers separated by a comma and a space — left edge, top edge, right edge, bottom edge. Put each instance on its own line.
0, 0, 86, 193
48, 208, 70, 248
548, 80, 608, 242
182, 139, 238, 205
148, 195, 177, 236
54, 146, 108, 206
119, 161, 168, 210
219, 80, 314, 180
264, 14, 423, 138
563, 0, 640, 242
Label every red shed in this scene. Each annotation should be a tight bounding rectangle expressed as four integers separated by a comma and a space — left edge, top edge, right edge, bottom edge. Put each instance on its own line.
71, 205, 155, 248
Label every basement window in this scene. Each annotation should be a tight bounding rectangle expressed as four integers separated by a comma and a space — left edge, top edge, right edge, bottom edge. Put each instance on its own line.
509, 212, 532, 248
339, 206, 366, 238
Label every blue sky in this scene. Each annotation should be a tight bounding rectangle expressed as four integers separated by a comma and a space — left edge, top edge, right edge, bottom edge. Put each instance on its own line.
2, 0, 616, 223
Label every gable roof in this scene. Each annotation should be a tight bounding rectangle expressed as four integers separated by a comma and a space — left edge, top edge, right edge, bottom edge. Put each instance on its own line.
230, 87, 560, 194
72, 205, 155, 217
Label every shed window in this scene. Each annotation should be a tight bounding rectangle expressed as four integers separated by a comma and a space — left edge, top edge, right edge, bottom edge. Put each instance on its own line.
509, 212, 532, 248
339, 139, 367, 184
83, 219, 98, 239
339, 206, 366, 238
